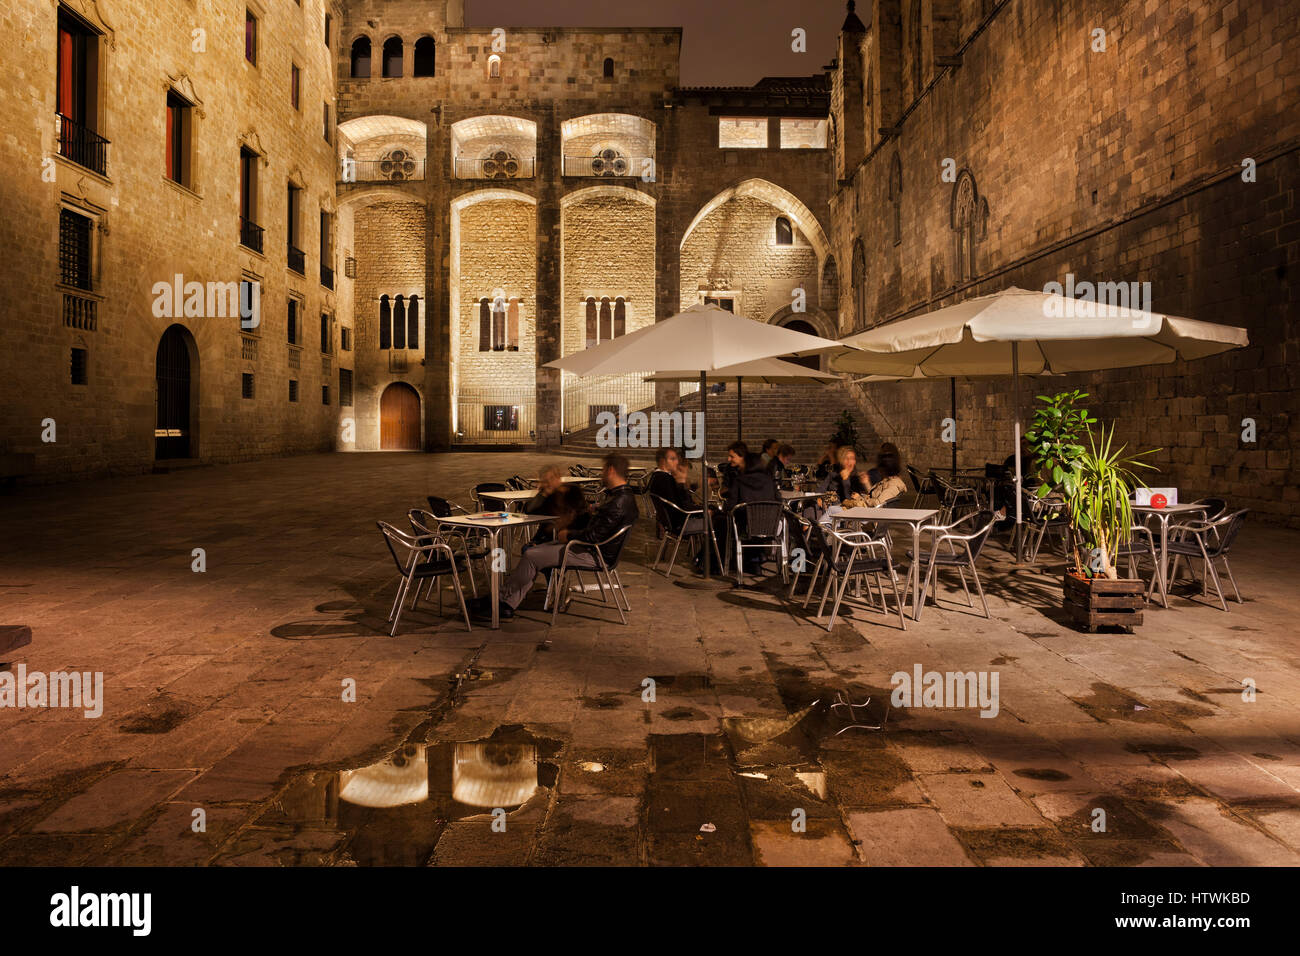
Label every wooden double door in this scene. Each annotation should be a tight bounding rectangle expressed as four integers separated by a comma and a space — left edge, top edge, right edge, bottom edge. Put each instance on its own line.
380, 382, 421, 450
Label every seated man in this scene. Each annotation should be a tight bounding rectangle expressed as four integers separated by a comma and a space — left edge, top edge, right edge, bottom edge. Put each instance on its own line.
646, 447, 696, 533
766, 443, 796, 486
524, 463, 588, 544
469, 454, 638, 621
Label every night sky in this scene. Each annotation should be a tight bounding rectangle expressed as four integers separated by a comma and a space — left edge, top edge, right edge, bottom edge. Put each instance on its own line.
467, 0, 844, 88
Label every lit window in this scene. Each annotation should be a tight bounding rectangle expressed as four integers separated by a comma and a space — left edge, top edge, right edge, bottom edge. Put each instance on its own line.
775, 216, 794, 246
244, 10, 257, 65
488, 54, 500, 78
718, 118, 768, 149
779, 118, 827, 149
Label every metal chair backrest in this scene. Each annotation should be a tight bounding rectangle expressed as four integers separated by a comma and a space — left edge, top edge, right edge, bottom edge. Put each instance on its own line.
408, 509, 440, 538
1211, 509, 1248, 554
378, 521, 418, 576
733, 500, 783, 539
967, 510, 998, 560
1192, 497, 1228, 522
426, 495, 456, 518
647, 492, 675, 531
472, 482, 508, 508
507, 475, 530, 490
906, 465, 931, 494
784, 507, 812, 557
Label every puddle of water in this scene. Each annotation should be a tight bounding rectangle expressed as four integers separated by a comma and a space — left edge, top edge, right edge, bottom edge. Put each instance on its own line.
250, 725, 560, 866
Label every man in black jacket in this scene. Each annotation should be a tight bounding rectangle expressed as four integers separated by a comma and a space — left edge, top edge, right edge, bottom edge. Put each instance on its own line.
646, 447, 696, 533
470, 453, 638, 620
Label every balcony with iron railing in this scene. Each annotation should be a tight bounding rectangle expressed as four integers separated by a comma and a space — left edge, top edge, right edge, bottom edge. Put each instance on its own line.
455, 386, 537, 444
561, 152, 653, 178
56, 113, 109, 177
288, 245, 305, 275
340, 158, 426, 183
239, 217, 264, 253
453, 155, 536, 180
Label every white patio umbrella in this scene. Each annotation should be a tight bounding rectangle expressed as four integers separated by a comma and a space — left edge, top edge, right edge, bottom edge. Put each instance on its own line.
644, 355, 841, 441
546, 303, 847, 582
827, 287, 1249, 560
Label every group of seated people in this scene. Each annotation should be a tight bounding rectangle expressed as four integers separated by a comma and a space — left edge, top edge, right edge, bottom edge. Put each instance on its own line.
646, 437, 910, 576
463, 437, 915, 618
465, 454, 638, 622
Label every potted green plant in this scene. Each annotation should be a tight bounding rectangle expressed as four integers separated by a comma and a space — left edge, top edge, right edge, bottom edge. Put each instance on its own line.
1061, 424, 1159, 633
831, 409, 859, 450
1024, 389, 1097, 498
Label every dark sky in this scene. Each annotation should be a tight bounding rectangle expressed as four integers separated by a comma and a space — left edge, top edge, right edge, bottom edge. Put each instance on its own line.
466, 0, 844, 88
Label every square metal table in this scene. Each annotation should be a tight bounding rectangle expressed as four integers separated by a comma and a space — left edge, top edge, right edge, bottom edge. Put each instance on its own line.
831, 507, 940, 619
1131, 502, 1208, 606
435, 512, 555, 629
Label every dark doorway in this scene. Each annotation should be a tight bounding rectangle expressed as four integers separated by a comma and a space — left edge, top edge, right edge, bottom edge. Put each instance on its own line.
380, 382, 421, 450
155, 324, 194, 459
782, 319, 822, 370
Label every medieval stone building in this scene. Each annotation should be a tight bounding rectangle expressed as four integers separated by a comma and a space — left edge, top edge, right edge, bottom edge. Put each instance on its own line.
829, 0, 1299, 524
3, 0, 1296, 525
3, 0, 834, 477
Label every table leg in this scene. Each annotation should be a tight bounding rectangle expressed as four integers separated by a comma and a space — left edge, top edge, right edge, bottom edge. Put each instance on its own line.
490, 528, 501, 630
911, 522, 922, 619
1158, 516, 1169, 602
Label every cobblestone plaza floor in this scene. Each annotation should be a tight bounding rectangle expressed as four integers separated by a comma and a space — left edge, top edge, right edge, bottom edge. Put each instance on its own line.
1, 452, 1298, 866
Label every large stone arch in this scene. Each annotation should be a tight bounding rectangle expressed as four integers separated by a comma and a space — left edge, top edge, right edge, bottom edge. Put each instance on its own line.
680, 178, 830, 265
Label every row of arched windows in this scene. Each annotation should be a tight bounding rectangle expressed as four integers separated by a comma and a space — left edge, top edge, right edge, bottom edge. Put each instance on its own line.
479, 297, 520, 351
378, 294, 419, 350
350, 36, 436, 79
585, 296, 626, 348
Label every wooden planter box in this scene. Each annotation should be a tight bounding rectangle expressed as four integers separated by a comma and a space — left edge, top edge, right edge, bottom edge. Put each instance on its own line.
1064, 572, 1144, 633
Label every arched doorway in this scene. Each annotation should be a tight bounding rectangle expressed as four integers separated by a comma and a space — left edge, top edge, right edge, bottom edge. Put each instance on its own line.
155, 324, 197, 459
380, 382, 421, 450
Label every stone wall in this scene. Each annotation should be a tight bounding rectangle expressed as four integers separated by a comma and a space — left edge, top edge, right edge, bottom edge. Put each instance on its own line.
832, 0, 1300, 525
0, 0, 341, 480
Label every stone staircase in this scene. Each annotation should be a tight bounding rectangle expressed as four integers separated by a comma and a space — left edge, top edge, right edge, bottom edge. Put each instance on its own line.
554, 381, 875, 462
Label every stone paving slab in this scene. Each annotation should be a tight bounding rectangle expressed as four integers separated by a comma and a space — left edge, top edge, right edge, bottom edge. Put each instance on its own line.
2, 452, 1299, 866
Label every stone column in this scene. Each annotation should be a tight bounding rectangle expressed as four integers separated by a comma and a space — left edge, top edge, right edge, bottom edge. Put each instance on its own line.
534, 104, 562, 448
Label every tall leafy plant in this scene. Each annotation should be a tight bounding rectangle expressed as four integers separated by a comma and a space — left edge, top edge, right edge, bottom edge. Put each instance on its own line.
1066, 424, 1158, 579
831, 410, 859, 449
1024, 390, 1097, 499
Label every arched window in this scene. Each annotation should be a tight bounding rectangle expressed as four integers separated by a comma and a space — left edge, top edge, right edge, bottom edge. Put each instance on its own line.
350, 37, 371, 79
379, 294, 391, 349
952, 171, 979, 283
506, 298, 519, 351
488, 54, 500, 78
602, 57, 614, 78
408, 295, 419, 349
478, 298, 491, 351
851, 240, 867, 329
599, 297, 612, 342
382, 36, 403, 78
585, 297, 597, 348
822, 256, 839, 311
492, 295, 505, 350
393, 295, 406, 349
614, 297, 626, 337
775, 216, 794, 246
889, 153, 903, 246
413, 36, 435, 77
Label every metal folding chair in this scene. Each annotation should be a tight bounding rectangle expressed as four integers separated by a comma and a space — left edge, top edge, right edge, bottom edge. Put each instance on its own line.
546, 524, 635, 625
905, 510, 998, 619
932, 472, 979, 524
1165, 509, 1248, 611
649, 493, 723, 579
807, 521, 906, 632
728, 500, 786, 586
1116, 523, 1167, 607
377, 521, 471, 635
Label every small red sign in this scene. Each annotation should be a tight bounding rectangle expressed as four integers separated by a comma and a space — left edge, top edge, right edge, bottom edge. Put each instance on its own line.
1150, 493, 1168, 509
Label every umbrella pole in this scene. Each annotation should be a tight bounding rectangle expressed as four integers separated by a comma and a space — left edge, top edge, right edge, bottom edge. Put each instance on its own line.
701, 371, 717, 583
1013, 342, 1024, 563
950, 377, 957, 475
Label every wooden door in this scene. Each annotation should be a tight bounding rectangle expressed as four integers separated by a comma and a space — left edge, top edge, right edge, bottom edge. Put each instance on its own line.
380, 382, 420, 450
155, 325, 192, 459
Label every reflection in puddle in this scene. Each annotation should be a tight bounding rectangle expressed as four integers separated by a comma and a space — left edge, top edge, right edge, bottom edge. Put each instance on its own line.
255, 726, 559, 866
